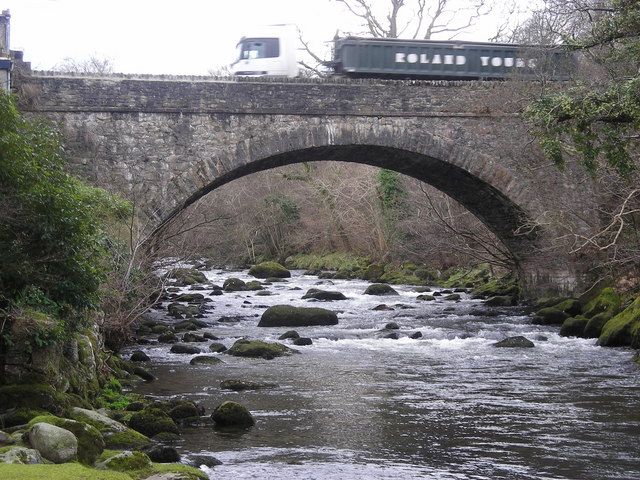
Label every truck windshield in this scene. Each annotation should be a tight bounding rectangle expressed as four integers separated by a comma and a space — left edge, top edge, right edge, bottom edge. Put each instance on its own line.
238, 38, 280, 60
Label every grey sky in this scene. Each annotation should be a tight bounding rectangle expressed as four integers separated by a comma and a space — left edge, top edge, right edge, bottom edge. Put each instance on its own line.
2, 0, 533, 75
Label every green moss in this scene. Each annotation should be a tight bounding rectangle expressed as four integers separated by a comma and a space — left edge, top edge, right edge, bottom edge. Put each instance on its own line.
143, 463, 207, 480
248, 261, 291, 279
532, 307, 569, 325
442, 264, 491, 288
559, 316, 589, 338
0, 464, 130, 480
26, 415, 104, 465
598, 296, 640, 347
551, 299, 581, 316
286, 253, 370, 273
0, 384, 69, 415
245, 280, 264, 291
0, 408, 49, 428
105, 429, 151, 451
127, 408, 178, 437
584, 312, 614, 338
584, 287, 622, 318
99, 451, 151, 472
226, 339, 294, 359
211, 401, 255, 427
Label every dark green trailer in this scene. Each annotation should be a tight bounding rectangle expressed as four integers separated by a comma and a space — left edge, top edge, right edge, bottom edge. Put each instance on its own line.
331, 37, 570, 80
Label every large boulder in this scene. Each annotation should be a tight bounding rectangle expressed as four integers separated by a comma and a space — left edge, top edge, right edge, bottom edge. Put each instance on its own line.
560, 316, 589, 338
190, 355, 224, 365
28, 422, 78, 464
68, 407, 151, 450
493, 336, 535, 348
259, 305, 338, 327
598, 296, 640, 347
128, 408, 179, 437
223, 278, 247, 292
584, 287, 622, 318
27, 415, 104, 465
226, 339, 294, 360
170, 343, 201, 354
211, 401, 255, 427
0, 446, 44, 464
302, 288, 347, 301
97, 450, 152, 472
484, 296, 515, 307
531, 307, 569, 325
249, 261, 291, 279
364, 284, 399, 296
583, 312, 613, 338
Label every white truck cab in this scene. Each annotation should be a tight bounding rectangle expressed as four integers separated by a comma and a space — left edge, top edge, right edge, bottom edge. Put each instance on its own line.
231, 24, 298, 78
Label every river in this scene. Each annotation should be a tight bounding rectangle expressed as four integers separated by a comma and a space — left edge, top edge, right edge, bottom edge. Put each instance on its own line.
129, 268, 640, 480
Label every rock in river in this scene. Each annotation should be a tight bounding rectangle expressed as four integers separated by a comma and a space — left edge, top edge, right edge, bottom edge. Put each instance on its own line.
364, 284, 399, 296
493, 336, 535, 348
302, 288, 347, 301
211, 401, 255, 427
226, 339, 294, 359
259, 305, 338, 327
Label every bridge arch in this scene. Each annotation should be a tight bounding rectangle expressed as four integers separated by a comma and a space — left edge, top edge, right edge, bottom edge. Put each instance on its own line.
154, 122, 538, 268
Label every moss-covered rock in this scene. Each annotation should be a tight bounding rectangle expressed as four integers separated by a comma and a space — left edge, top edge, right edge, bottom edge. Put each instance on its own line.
416, 294, 435, 301
103, 428, 151, 450
226, 339, 294, 360
28, 422, 78, 464
444, 293, 461, 301
0, 446, 44, 465
189, 355, 224, 366
583, 312, 613, 338
208, 342, 227, 353
302, 288, 347, 301
170, 344, 201, 354
364, 284, 399, 296
245, 280, 264, 291
97, 450, 152, 471
493, 336, 535, 348
210, 401, 255, 428
559, 316, 590, 338
249, 262, 291, 279
598, 296, 640, 347
129, 350, 150, 362
0, 384, 69, 416
222, 278, 247, 292
551, 298, 582, 316
128, 408, 179, 437
27, 415, 104, 465
68, 407, 125, 434
278, 330, 300, 340
259, 305, 338, 327
531, 307, 569, 325
583, 287, 622, 319
168, 402, 200, 422
484, 296, 515, 307
166, 268, 208, 286
0, 408, 49, 429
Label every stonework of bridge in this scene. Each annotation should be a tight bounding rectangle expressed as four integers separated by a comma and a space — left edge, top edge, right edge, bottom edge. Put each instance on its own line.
12, 70, 599, 295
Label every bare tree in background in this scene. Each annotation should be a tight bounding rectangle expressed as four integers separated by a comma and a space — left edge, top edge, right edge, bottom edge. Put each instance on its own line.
300, 0, 497, 75
54, 55, 114, 74
333, 0, 492, 40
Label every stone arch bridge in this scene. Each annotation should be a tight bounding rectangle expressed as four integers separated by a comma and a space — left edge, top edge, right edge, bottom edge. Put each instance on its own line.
13, 71, 598, 295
